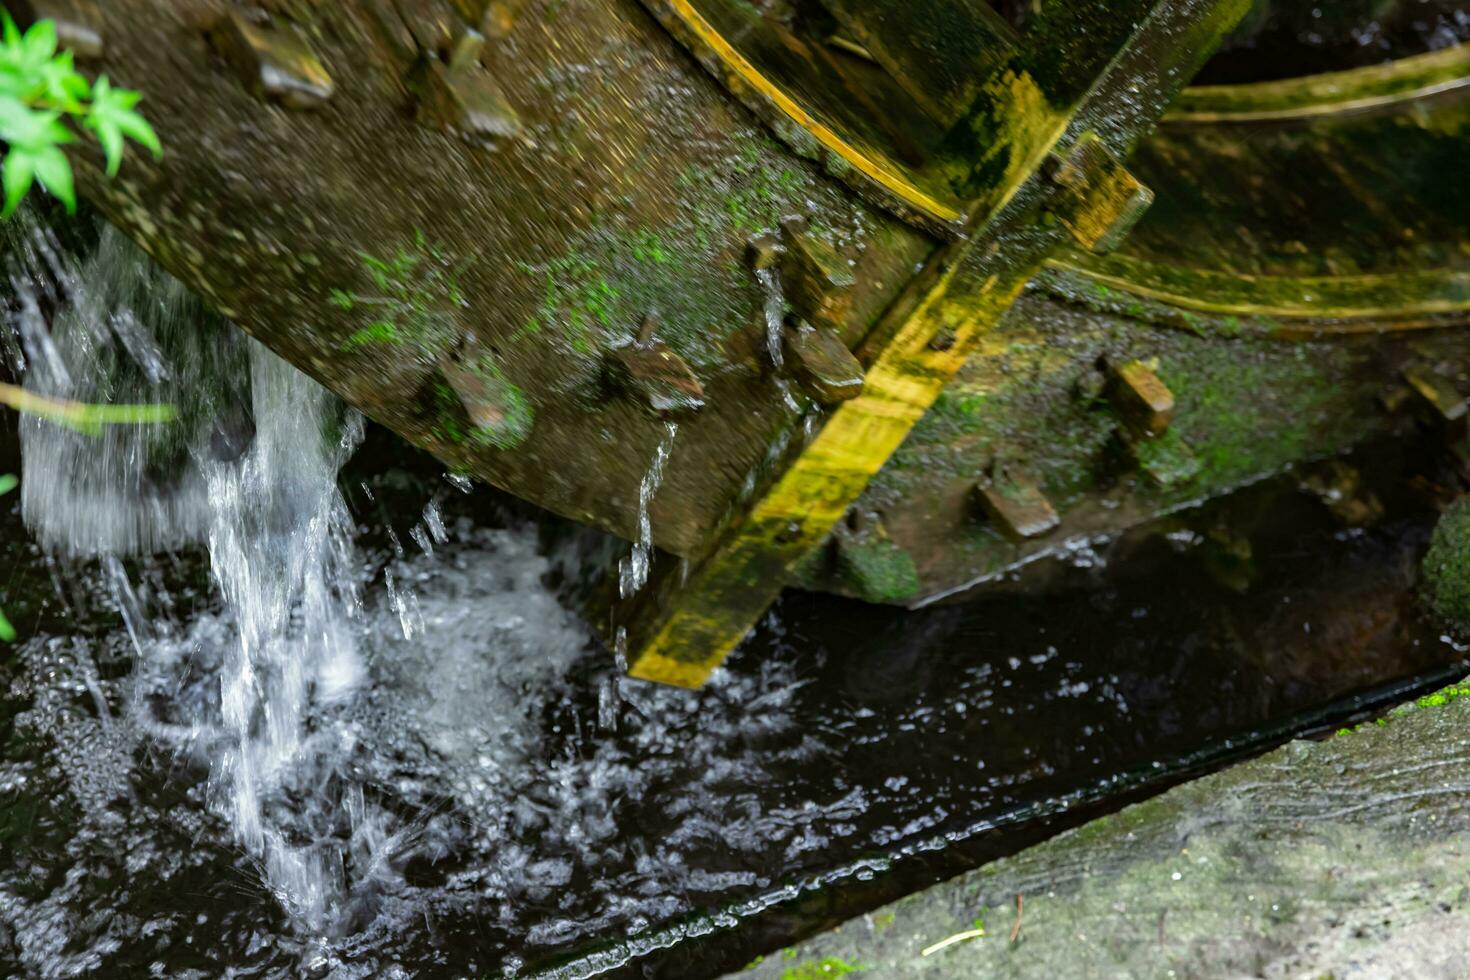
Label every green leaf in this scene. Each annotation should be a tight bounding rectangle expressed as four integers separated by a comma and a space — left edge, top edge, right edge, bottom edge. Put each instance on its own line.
0, 473, 17, 495
84, 75, 161, 175
90, 115, 121, 175
111, 105, 160, 157
0, 93, 34, 135
30, 143, 73, 211
0, 98, 71, 151
3, 147, 35, 217
0, 605, 14, 643
2, 13, 21, 51
34, 48, 89, 113
21, 18, 56, 65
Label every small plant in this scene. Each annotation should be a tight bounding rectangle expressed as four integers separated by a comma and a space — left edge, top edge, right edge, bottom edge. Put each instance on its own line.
0, 13, 161, 216
0, 17, 168, 644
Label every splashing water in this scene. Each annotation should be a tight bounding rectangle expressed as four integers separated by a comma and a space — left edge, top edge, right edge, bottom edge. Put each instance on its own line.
5, 218, 1469, 978
14, 220, 251, 556
9, 217, 375, 935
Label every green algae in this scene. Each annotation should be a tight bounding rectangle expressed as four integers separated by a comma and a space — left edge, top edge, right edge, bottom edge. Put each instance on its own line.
1156, 343, 1342, 488
516, 137, 839, 370
836, 535, 921, 604
331, 232, 466, 356
780, 956, 864, 980
1131, 428, 1201, 488
1424, 499, 1470, 629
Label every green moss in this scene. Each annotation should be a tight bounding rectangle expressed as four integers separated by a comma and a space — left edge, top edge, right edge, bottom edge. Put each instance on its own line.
884, 353, 1117, 511
332, 231, 464, 355
780, 957, 864, 980
1157, 344, 1341, 488
1133, 429, 1201, 488
517, 217, 731, 366
470, 383, 533, 452
685, 144, 806, 234
836, 536, 921, 604
516, 132, 855, 371
1337, 681, 1470, 736
1416, 684, 1470, 709
519, 252, 615, 354
432, 356, 534, 452
930, 389, 990, 423
341, 321, 400, 350
1425, 501, 1470, 629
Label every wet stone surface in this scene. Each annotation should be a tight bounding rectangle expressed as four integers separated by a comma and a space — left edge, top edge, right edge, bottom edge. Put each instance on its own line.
741, 679, 1470, 980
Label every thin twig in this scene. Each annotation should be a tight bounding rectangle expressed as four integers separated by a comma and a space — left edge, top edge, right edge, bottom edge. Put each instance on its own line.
1010, 894, 1024, 944
920, 928, 985, 957
0, 381, 174, 434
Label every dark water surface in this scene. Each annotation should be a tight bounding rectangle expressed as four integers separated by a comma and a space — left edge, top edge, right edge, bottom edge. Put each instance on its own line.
1, 414, 1465, 979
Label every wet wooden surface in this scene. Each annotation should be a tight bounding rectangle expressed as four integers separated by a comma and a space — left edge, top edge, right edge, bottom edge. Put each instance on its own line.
66, 0, 933, 555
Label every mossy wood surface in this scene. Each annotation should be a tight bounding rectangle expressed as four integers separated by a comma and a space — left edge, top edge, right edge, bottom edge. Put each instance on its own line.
806, 46, 1470, 605
59, 0, 932, 557
618, 0, 1253, 685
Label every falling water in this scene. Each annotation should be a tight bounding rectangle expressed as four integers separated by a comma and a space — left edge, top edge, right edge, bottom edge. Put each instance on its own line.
756, 265, 785, 371
8, 215, 376, 935
203, 342, 366, 931
5, 214, 1470, 978
606, 420, 679, 728
12, 219, 251, 556
618, 420, 678, 599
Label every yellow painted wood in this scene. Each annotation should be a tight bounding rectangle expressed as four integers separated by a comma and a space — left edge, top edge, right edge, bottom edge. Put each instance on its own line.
1050, 133, 1155, 254
658, 0, 965, 224
1167, 43, 1470, 123
621, 0, 1254, 688
626, 255, 1035, 687
1051, 253, 1470, 324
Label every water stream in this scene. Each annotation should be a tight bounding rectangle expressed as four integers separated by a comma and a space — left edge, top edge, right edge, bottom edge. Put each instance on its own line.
201, 343, 367, 934
617, 421, 677, 601
755, 266, 785, 372
1, 220, 1467, 977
